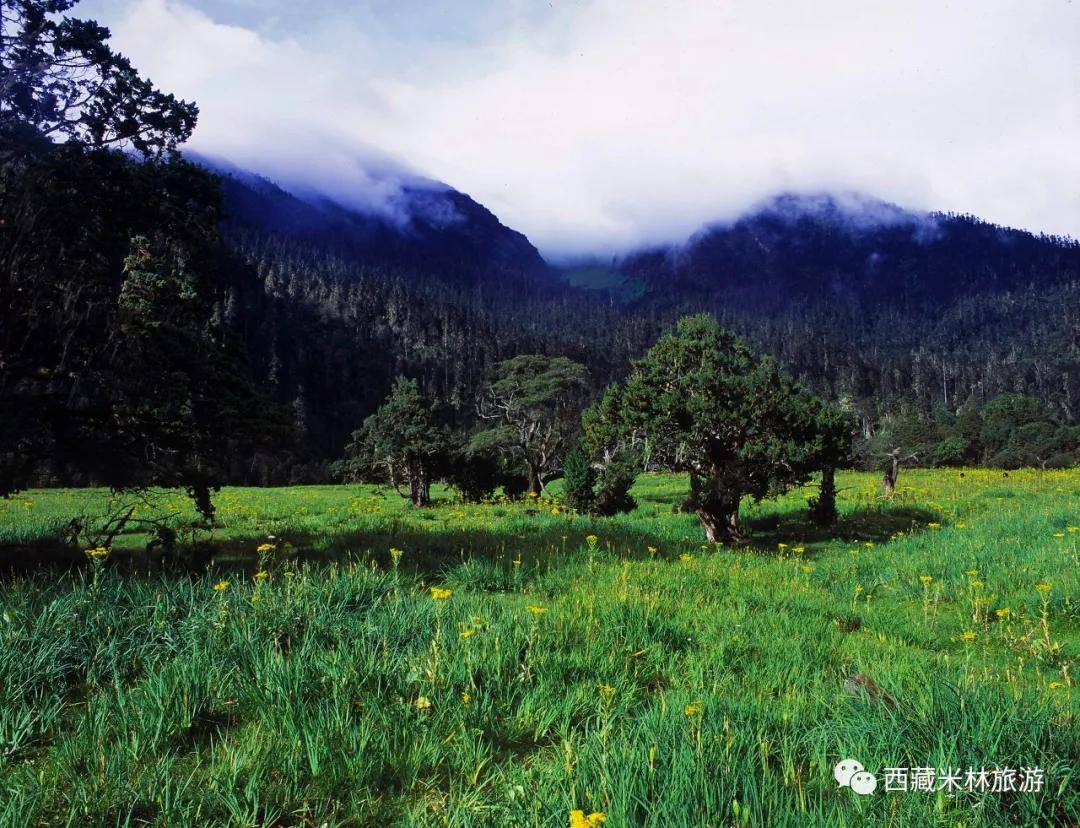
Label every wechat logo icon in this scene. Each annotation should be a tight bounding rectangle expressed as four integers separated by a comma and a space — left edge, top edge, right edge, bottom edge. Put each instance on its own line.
835, 759, 878, 795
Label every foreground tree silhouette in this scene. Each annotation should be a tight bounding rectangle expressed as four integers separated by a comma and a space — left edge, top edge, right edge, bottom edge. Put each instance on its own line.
0, 0, 284, 519
1, 0, 197, 154
585, 315, 850, 542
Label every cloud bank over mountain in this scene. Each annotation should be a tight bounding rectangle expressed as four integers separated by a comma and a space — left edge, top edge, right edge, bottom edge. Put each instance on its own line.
84, 0, 1080, 255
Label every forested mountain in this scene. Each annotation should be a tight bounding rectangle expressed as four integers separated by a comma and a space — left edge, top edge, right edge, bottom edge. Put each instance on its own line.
619, 192, 1080, 309
198, 155, 553, 289
561, 193, 1079, 426
197, 173, 1077, 480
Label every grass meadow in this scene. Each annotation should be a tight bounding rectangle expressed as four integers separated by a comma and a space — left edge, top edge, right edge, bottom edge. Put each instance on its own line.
0, 469, 1077, 826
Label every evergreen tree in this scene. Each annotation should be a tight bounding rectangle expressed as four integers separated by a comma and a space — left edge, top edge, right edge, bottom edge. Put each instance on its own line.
342, 377, 447, 507
561, 449, 596, 513
585, 315, 850, 542
473, 355, 588, 496
1, 0, 197, 154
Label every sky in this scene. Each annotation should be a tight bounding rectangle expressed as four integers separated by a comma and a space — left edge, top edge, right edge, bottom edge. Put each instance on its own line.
81, 0, 1080, 256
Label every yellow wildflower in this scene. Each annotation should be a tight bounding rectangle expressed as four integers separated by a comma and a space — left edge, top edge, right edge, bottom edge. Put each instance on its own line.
550, 506, 560, 515
389, 547, 403, 564
461, 692, 471, 705
960, 630, 977, 642
647, 546, 658, 555
1049, 681, 1065, 690
585, 534, 599, 547
994, 607, 1010, 619
679, 553, 693, 563
1053, 532, 1065, 539
84, 546, 109, 559
459, 629, 476, 640
525, 605, 548, 616
792, 546, 805, 555
253, 571, 269, 582
570, 811, 606, 828
1035, 582, 1052, 595
919, 575, 933, 584
429, 587, 453, 601
927, 522, 941, 529
684, 701, 702, 717
777, 543, 788, 550
213, 581, 230, 592
598, 684, 615, 698
414, 696, 432, 711
969, 579, 985, 589
1067, 527, 1078, 533
255, 543, 276, 554
964, 569, 979, 577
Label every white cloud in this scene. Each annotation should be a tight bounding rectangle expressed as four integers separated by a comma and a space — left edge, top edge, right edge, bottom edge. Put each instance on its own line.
94, 0, 1080, 255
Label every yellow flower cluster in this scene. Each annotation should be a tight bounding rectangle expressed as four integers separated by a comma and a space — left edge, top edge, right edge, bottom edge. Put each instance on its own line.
213, 581, 230, 592
84, 547, 109, 559
525, 605, 548, 616
570, 810, 606, 828
429, 587, 453, 601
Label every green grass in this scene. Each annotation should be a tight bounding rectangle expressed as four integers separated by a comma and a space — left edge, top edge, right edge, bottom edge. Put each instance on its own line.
1, 469, 1078, 826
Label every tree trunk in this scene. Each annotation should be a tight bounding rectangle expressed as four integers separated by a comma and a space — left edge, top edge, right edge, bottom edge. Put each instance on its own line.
695, 495, 743, 543
810, 464, 838, 527
526, 462, 542, 497
410, 467, 430, 507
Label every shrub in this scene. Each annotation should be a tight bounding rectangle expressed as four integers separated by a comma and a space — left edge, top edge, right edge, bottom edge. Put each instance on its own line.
931, 437, 969, 467
593, 451, 638, 516
562, 449, 596, 512
446, 450, 501, 502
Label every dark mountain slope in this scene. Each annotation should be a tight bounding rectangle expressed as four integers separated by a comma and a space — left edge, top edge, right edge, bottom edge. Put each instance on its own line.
617, 193, 1080, 312
194, 156, 554, 290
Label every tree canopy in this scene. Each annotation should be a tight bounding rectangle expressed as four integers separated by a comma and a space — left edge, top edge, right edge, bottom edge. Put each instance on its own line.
585, 314, 850, 541
0, 0, 285, 520
473, 354, 588, 495
340, 377, 448, 507
1, 0, 197, 154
